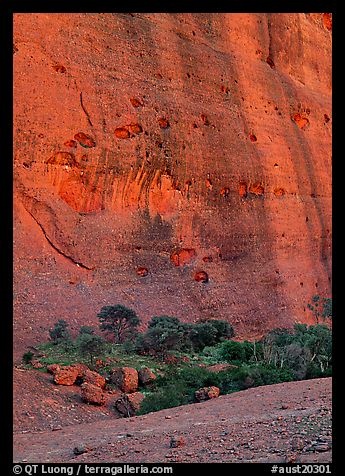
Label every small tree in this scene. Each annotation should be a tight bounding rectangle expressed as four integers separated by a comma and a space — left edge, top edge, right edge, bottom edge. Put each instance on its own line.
307, 295, 332, 324
98, 305, 140, 343
76, 333, 106, 367
189, 322, 219, 351
49, 319, 71, 344
135, 316, 189, 357
219, 340, 247, 363
206, 319, 235, 340
322, 298, 332, 320
79, 326, 95, 335
22, 351, 34, 364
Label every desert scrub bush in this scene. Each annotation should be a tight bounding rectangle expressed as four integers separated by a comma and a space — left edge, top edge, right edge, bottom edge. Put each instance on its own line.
98, 305, 140, 343
22, 351, 34, 364
137, 366, 220, 414
134, 316, 236, 357
75, 331, 107, 367
307, 295, 332, 323
201, 344, 227, 365
137, 381, 189, 414
49, 319, 71, 345
244, 364, 294, 387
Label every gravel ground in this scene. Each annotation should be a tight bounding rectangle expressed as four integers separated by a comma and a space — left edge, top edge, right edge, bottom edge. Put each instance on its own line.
13, 374, 332, 463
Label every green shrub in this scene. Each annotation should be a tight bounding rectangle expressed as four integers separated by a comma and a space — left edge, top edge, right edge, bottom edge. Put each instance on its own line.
246, 364, 294, 386
201, 344, 225, 364
141, 316, 235, 354
177, 366, 219, 389
189, 320, 234, 352
189, 322, 219, 351
49, 319, 71, 344
135, 316, 191, 356
134, 326, 184, 357
75, 333, 106, 366
98, 305, 140, 343
22, 351, 34, 364
138, 382, 188, 414
79, 326, 95, 335
215, 366, 252, 393
148, 316, 182, 329
218, 340, 247, 363
201, 319, 235, 340
307, 295, 332, 323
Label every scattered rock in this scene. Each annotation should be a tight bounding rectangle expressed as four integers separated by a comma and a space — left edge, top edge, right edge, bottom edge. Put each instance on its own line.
158, 118, 170, 129
127, 123, 143, 135
95, 359, 106, 369
73, 445, 90, 455
115, 392, 145, 417
52, 64, 66, 73
110, 367, 139, 393
313, 443, 331, 452
291, 436, 305, 451
74, 132, 96, 148
205, 178, 213, 191
114, 127, 130, 139
136, 267, 149, 277
138, 367, 157, 386
284, 453, 301, 463
274, 187, 285, 197
220, 187, 230, 198
64, 139, 77, 148
195, 386, 220, 402
71, 363, 90, 380
80, 382, 105, 405
170, 248, 196, 266
291, 113, 309, 130
30, 359, 44, 369
194, 271, 209, 283
201, 114, 210, 125
47, 364, 61, 375
130, 97, 143, 108
82, 369, 106, 389
249, 183, 264, 196
239, 181, 248, 198
170, 436, 185, 448
114, 124, 143, 138
281, 404, 289, 410
322, 13, 332, 31
45, 151, 78, 167
54, 366, 79, 386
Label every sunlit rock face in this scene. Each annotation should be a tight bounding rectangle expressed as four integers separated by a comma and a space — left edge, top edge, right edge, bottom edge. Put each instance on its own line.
13, 13, 332, 356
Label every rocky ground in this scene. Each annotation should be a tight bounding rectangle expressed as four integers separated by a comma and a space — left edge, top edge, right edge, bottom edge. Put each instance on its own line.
13, 373, 332, 463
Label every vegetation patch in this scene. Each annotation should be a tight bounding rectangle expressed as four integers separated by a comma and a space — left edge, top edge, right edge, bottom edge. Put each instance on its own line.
21, 298, 332, 416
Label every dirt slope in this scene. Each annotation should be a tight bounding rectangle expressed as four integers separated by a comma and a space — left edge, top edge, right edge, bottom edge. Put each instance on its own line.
13, 376, 331, 463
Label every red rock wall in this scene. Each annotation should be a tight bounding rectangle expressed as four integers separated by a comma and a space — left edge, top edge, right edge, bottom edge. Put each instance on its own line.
13, 13, 332, 356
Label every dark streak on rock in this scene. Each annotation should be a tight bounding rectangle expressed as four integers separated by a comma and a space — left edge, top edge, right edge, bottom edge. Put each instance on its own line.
80, 92, 93, 127
26, 208, 94, 270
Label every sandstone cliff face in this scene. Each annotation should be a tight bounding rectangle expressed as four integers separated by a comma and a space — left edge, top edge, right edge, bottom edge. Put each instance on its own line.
13, 13, 332, 356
